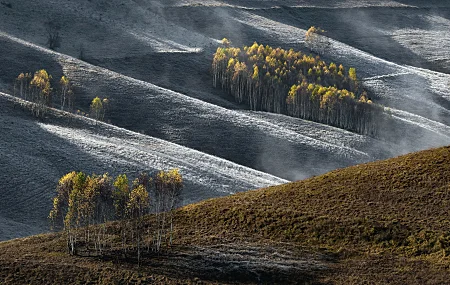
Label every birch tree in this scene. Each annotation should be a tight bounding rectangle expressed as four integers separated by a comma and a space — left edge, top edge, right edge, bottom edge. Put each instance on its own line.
113, 174, 130, 253
90, 97, 103, 122
305, 26, 330, 55
127, 183, 150, 265
153, 169, 183, 251
59, 76, 73, 111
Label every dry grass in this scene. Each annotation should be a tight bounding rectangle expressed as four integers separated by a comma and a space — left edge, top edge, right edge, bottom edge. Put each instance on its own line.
177, 146, 450, 248
1, 146, 450, 284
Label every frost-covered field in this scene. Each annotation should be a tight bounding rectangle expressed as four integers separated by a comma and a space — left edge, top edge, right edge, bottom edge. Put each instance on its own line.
0, 0, 449, 240
0, 93, 287, 240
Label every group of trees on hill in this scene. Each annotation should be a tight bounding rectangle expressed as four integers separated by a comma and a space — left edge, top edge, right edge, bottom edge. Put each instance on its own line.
14, 69, 74, 118
212, 37, 381, 135
48, 169, 183, 265
13, 69, 109, 122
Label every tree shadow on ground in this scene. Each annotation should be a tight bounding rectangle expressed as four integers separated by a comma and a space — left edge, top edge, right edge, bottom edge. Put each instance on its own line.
93, 244, 333, 284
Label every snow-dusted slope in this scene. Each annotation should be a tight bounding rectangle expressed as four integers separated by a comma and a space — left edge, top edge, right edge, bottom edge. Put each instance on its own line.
0, 93, 287, 240
0, 32, 390, 181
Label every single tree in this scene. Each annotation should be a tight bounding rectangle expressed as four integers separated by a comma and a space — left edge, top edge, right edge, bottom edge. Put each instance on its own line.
49, 171, 78, 230
101, 98, 109, 121
45, 20, 62, 50
221, 37, 231, 47
59, 75, 72, 111
15, 73, 25, 98
113, 174, 130, 253
90, 96, 104, 122
305, 26, 330, 55
64, 172, 87, 255
127, 183, 150, 265
153, 169, 183, 251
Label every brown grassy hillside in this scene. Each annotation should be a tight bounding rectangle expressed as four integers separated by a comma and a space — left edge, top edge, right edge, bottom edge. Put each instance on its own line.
178, 146, 450, 249
1, 146, 450, 284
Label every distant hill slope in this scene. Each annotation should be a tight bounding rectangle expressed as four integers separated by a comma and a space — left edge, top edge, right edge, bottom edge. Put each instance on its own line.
0, 92, 286, 241
0, 32, 398, 179
1, 146, 449, 284
1, 1, 450, 177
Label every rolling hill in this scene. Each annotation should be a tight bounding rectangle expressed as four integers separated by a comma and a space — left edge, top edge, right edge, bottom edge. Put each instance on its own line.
1, 146, 449, 284
0, 0, 449, 249
0, 93, 286, 240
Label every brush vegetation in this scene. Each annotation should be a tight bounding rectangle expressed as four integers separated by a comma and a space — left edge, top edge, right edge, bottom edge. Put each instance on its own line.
1, 146, 450, 284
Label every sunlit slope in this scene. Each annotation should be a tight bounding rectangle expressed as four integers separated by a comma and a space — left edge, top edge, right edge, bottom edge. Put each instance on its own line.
178, 146, 450, 245
162, 4, 450, 124
0, 33, 391, 181
0, 93, 286, 241
171, 145, 450, 284
1, 1, 450, 177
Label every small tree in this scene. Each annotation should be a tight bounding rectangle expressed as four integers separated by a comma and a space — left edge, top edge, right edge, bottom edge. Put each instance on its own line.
165, 169, 183, 245
67, 89, 75, 112
221, 37, 231, 47
64, 172, 87, 255
113, 174, 129, 219
305, 26, 330, 55
348, 67, 358, 92
90, 96, 104, 122
59, 75, 73, 111
153, 169, 183, 251
45, 20, 62, 50
101, 98, 109, 121
127, 183, 150, 265
88, 173, 114, 255
15, 73, 25, 98
49, 171, 77, 230
113, 174, 130, 253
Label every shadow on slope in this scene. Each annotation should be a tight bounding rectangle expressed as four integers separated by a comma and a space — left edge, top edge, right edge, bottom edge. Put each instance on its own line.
0, 32, 377, 182
0, 98, 111, 240
0, 92, 289, 241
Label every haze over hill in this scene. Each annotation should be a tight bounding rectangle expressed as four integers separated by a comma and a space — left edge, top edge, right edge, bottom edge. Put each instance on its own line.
0, 0, 450, 240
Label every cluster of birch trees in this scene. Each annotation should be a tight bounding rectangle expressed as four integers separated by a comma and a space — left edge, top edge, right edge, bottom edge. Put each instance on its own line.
212, 40, 381, 135
48, 169, 183, 264
14, 69, 74, 117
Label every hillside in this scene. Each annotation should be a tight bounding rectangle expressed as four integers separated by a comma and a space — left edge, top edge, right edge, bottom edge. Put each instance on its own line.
1, 146, 450, 284
1, 0, 450, 166
0, 0, 450, 245
0, 93, 286, 240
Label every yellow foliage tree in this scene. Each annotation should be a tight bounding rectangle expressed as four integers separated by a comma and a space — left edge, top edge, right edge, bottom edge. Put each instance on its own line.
30, 69, 52, 117
90, 96, 104, 122
305, 26, 330, 55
